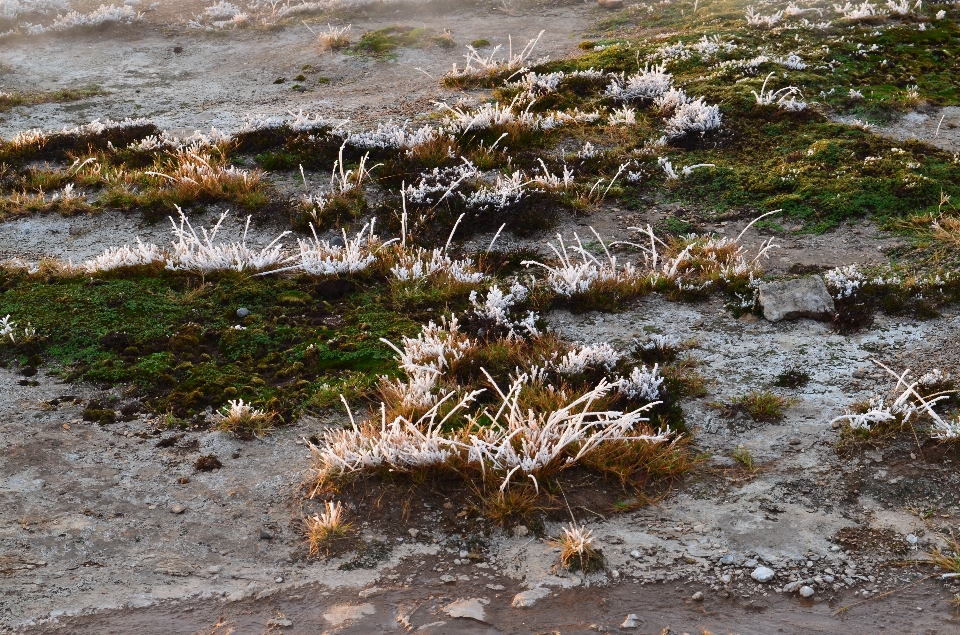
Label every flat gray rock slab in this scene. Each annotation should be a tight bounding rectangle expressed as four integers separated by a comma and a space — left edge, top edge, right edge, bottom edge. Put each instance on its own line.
758, 276, 835, 322
445, 598, 490, 622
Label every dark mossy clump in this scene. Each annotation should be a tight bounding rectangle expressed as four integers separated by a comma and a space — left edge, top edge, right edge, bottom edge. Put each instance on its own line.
82, 406, 116, 425
774, 366, 811, 389
194, 454, 223, 472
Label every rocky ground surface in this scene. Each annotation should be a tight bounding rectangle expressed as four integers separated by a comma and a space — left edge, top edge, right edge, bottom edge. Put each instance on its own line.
4, 298, 960, 634
3, 1, 960, 634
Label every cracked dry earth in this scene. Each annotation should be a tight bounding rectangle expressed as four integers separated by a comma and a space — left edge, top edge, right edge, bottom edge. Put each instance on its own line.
4, 2, 960, 634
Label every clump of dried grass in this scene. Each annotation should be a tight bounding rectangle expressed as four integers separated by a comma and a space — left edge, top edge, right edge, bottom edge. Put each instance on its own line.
546, 523, 604, 573
305, 500, 352, 556
214, 399, 275, 439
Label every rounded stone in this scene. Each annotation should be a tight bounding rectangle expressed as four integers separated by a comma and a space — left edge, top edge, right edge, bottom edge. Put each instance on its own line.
236, 307, 250, 318
799, 585, 815, 598
751, 566, 776, 583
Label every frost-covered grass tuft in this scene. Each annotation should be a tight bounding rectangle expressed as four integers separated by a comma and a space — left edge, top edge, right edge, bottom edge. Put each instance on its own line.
292, 222, 380, 276
165, 209, 293, 274
663, 97, 722, 139
745, 6, 784, 28
616, 365, 664, 402
833, 361, 960, 440
215, 399, 274, 439
751, 73, 806, 111
307, 373, 672, 490
606, 64, 674, 102
833, 1, 887, 21
523, 230, 644, 300
305, 501, 352, 556
547, 523, 604, 572
443, 31, 546, 86
83, 238, 164, 273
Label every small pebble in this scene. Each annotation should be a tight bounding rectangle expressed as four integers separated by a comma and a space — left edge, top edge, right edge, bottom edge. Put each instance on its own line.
236, 307, 250, 318
692, 591, 704, 601
170, 504, 185, 514
799, 586, 815, 598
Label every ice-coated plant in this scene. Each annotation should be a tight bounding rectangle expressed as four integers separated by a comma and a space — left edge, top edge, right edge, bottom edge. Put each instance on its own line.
834, 1, 886, 21
653, 88, 691, 114
384, 316, 477, 378
9, 128, 47, 149
49, 4, 142, 31
606, 63, 674, 102
469, 282, 529, 327
444, 31, 545, 82
344, 122, 437, 151
635, 214, 778, 286
531, 159, 575, 190
510, 71, 566, 100
215, 398, 274, 438
145, 145, 257, 194
774, 53, 807, 70
83, 238, 165, 273
663, 97, 722, 139
608, 106, 637, 126
404, 161, 480, 206
462, 170, 531, 212
312, 22, 351, 51
165, 209, 293, 274
825, 264, 866, 298
555, 343, 622, 375
391, 247, 488, 284
0, 314, 15, 344
833, 362, 959, 438
522, 231, 642, 297
745, 6, 784, 28
639, 334, 682, 354
751, 73, 806, 111
308, 390, 481, 478
0, 0, 69, 20
465, 374, 669, 487
290, 222, 380, 276
885, 0, 915, 15
440, 98, 540, 134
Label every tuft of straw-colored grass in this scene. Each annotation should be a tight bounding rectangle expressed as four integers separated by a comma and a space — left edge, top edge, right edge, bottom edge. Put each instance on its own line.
547, 523, 604, 573
214, 399, 274, 440
305, 500, 352, 557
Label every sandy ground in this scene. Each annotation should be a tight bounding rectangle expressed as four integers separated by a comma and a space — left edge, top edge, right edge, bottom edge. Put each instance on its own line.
3, 2, 960, 633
